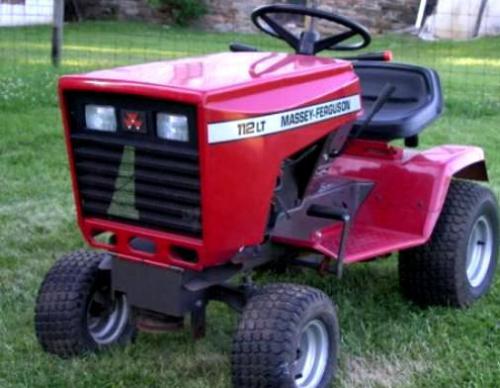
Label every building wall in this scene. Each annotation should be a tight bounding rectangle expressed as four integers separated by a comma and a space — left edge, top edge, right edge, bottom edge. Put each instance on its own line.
76, 0, 420, 33
79, 0, 156, 21
422, 0, 500, 40
203, 0, 420, 33
0, 0, 54, 27
480, 0, 500, 36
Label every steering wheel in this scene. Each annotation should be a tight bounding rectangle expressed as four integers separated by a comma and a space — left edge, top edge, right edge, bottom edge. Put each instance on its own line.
251, 4, 371, 55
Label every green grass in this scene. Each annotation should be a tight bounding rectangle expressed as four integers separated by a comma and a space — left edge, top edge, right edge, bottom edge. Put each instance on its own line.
0, 22, 499, 387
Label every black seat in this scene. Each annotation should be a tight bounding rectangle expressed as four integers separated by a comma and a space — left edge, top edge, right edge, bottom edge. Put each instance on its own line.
352, 62, 443, 141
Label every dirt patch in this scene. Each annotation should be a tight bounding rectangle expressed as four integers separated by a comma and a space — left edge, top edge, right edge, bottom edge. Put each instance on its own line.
342, 355, 428, 388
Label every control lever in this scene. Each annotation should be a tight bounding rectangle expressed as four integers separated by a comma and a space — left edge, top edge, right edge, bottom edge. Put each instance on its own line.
351, 83, 397, 139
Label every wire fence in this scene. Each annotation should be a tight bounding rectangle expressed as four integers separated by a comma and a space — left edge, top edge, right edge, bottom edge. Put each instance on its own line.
1, 0, 500, 120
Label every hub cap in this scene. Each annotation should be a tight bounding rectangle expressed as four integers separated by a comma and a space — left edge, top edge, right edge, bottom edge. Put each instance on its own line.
294, 319, 329, 388
87, 290, 130, 345
466, 216, 494, 288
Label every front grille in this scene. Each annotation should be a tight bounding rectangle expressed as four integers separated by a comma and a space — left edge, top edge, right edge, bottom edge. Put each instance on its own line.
66, 93, 202, 237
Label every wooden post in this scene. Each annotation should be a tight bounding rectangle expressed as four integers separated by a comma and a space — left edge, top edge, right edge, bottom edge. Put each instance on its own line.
51, 0, 65, 67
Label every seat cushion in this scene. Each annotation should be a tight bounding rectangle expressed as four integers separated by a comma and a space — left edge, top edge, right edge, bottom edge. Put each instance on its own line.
352, 62, 443, 141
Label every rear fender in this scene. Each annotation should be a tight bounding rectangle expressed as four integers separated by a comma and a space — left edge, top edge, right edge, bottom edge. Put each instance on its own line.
425, 149, 488, 238
397, 146, 488, 239
426, 146, 488, 206
330, 142, 488, 244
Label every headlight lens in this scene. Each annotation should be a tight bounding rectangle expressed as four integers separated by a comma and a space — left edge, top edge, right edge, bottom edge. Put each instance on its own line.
85, 105, 117, 132
157, 113, 189, 142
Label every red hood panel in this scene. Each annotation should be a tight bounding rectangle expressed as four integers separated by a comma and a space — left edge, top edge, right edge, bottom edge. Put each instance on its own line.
70, 52, 350, 95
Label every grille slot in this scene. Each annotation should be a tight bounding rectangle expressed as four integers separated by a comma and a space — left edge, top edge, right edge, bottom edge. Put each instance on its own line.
77, 162, 200, 191
72, 133, 202, 237
74, 147, 199, 176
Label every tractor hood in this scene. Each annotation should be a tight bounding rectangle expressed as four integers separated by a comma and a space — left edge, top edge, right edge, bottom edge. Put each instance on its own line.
59, 51, 363, 271
62, 52, 354, 102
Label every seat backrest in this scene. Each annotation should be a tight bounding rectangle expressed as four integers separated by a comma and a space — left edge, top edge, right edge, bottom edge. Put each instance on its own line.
353, 62, 443, 141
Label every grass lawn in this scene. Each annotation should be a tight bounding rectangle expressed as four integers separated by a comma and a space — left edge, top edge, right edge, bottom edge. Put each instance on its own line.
0, 22, 499, 387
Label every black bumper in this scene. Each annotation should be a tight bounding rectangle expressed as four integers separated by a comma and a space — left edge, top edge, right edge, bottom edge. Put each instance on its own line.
112, 258, 204, 317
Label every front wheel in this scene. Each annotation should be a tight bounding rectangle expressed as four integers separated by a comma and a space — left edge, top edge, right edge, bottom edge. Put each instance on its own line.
35, 250, 137, 358
399, 180, 499, 308
231, 283, 339, 388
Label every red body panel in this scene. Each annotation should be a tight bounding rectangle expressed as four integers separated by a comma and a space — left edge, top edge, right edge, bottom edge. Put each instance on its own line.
59, 51, 487, 271
59, 52, 361, 270
273, 140, 486, 263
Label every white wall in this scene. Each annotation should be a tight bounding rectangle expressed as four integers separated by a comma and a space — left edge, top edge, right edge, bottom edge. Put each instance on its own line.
421, 0, 500, 40
479, 0, 500, 36
0, 0, 54, 27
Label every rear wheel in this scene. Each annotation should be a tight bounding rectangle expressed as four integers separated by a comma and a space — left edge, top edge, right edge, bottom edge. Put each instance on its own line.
399, 180, 499, 308
35, 250, 137, 357
231, 283, 339, 388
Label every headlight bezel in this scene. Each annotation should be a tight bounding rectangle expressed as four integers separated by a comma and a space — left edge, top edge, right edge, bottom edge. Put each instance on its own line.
66, 92, 198, 148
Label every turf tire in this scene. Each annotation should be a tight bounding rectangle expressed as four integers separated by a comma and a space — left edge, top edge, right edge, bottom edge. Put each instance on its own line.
231, 283, 339, 388
399, 180, 499, 308
35, 250, 137, 358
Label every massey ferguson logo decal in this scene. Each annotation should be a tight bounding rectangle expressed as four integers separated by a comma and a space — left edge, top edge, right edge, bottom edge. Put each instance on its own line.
122, 111, 147, 134
208, 95, 361, 144
281, 100, 353, 128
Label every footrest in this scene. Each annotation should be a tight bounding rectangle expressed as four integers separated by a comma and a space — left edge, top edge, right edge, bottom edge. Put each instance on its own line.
316, 225, 424, 264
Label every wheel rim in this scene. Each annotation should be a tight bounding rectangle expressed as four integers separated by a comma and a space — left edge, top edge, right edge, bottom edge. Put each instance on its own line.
87, 290, 130, 345
466, 216, 494, 288
294, 319, 329, 388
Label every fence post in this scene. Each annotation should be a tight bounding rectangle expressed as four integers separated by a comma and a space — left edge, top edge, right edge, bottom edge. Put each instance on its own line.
474, 0, 489, 38
415, 0, 428, 30
51, 0, 65, 67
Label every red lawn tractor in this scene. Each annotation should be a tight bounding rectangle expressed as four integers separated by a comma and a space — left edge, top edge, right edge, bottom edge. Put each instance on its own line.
35, 4, 499, 387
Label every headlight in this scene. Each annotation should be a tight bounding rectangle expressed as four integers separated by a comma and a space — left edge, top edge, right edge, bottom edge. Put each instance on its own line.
85, 105, 117, 132
157, 113, 189, 142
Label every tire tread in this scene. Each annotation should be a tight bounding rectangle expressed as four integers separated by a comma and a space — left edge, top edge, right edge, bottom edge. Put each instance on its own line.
35, 250, 112, 357
231, 283, 338, 388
